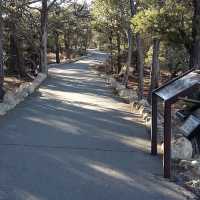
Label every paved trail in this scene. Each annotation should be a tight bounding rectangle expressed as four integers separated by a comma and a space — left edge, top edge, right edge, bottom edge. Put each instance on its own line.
0, 50, 195, 199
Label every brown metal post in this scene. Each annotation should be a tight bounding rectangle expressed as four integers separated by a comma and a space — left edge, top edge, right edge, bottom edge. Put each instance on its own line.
163, 102, 171, 178
151, 93, 157, 155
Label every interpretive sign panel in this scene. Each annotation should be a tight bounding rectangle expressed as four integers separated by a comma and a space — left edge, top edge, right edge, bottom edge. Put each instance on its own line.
180, 115, 200, 137
155, 71, 200, 101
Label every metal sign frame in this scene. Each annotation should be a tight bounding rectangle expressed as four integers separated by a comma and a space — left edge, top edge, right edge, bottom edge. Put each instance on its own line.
151, 69, 200, 178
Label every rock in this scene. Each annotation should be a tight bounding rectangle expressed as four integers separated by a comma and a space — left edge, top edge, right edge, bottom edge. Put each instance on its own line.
3, 91, 16, 106
139, 105, 145, 114
139, 99, 150, 107
130, 102, 137, 112
128, 90, 138, 102
143, 112, 150, 120
191, 160, 200, 176
0, 103, 9, 115
179, 160, 192, 170
118, 89, 130, 98
129, 67, 134, 73
110, 78, 117, 88
129, 90, 137, 96
128, 97, 137, 104
33, 73, 47, 88
17, 83, 30, 99
178, 159, 200, 177
0, 73, 47, 117
28, 84, 35, 94
171, 137, 193, 160
135, 103, 141, 110
116, 82, 125, 91
146, 117, 152, 128
143, 107, 152, 114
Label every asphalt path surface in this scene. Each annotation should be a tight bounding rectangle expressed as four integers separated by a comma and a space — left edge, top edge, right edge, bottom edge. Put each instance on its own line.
0, 50, 195, 200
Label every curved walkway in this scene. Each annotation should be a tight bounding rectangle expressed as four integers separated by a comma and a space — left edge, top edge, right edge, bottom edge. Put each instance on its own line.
0, 50, 195, 199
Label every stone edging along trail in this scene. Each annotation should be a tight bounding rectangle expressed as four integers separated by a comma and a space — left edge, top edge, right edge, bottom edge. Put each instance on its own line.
0, 73, 47, 116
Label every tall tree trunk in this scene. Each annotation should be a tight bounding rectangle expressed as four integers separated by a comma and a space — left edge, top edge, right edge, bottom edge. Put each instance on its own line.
40, 0, 48, 74
190, 0, 200, 69
127, 29, 133, 69
0, 0, 4, 99
10, 22, 18, 73
124, 28, 133, 87
124, 0, 136, 87
9, 2, 25, 77
17, 40, 25, 77
133, 0, 144, 100
0, 0, 3, 85
109, 31, 113, 73
117, 31, 121, 74
55, 32, 60, 64
64, 30, 70, 59
136, 33, 144, 100
84, 29, 89, 52
148, 39, 160, 103
74, 31, 78, 50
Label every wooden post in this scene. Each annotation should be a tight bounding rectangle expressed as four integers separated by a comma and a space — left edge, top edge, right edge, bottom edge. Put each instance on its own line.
0, 0, 4, 100
151, 93, 157, 155
163, 102, 171, 178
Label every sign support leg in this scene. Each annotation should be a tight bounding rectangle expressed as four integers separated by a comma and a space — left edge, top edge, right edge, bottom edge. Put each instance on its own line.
151, 94, 157, 155
163, 102, 171, 178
